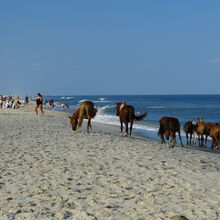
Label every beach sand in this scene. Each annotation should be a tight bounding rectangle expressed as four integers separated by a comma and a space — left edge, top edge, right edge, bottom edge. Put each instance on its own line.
0, 105, 219, 220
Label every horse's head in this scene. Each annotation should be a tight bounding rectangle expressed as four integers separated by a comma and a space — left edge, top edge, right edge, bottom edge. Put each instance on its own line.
165, 130, 170, 140
116, 102, 122, 116
197, 118, 204, 124
116, 102, 126, 116
68, 116, 78, 131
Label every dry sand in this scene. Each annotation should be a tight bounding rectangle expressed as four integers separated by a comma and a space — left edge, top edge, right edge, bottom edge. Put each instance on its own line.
0, 105, 219, 220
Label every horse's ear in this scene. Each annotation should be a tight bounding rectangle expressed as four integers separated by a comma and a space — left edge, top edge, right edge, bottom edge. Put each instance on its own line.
68, 116, 71, 119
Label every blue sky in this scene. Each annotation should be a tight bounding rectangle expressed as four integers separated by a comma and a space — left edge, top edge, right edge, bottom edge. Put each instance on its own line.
0, 0, 220, 95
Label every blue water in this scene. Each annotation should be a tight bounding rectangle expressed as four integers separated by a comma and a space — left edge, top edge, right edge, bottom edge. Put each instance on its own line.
45, 95, 220, 143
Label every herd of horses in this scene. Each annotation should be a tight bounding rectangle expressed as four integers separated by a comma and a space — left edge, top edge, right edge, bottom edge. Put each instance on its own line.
68, 100, 220, 150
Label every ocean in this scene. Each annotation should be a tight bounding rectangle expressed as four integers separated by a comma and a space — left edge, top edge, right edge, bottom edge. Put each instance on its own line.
44, 95, 220, 145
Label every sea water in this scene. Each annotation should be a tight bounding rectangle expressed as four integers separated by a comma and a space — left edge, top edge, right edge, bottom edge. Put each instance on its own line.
45, 95, 220, 145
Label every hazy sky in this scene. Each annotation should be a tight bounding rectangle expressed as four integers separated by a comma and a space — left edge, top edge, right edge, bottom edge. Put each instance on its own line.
1, 1, 220, 95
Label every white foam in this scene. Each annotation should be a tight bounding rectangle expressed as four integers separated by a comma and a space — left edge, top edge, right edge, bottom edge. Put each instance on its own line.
79, 100, 111, 104
66, 97, 74, 100
79, 99, 89, 103
94, 110, 158, 133
98, 105, 115, 111
148, 106, 167, 109
93, 100, 111, 103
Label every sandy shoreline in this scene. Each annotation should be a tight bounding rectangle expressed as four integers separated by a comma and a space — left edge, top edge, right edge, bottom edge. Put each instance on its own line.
0, 105, 219, 220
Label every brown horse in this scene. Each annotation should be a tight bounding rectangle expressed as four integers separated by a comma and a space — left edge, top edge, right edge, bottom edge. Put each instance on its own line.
195, 118, 206, 146
158, 116, 184, 147
116, 102, 147, 136
209, 124, 220, 150
68, 101, 97, 133
183, 120, 197, 145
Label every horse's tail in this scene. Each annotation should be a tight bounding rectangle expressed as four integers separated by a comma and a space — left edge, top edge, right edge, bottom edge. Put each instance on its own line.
134, 112, 147, 121
91, 108, 98, 118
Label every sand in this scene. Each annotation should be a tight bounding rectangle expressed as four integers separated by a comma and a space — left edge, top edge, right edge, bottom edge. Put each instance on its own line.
0, 104, 219, 220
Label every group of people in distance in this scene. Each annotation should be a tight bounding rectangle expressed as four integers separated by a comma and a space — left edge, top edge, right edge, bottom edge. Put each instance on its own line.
0, 93, 43, 115
0, 95, 22, 109
0, 92, 69, 115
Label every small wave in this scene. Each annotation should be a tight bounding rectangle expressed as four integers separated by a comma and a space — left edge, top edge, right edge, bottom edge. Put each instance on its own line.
94, 112, 158, 133
66, 97, 74, 100
98, 105, 115, 111
97, 105, 115, 114
79, 99, 89, 103
148, 106, 167, 109
61, 97, 65, 99
93, 100, 111, 103
99, 97, 106, 101
78, 99, 111, 104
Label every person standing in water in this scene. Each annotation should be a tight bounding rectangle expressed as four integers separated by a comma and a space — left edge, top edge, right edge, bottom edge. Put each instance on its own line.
34, 93, 44, 115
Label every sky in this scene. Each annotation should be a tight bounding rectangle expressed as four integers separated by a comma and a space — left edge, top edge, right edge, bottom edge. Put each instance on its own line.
0, 0, 220, 95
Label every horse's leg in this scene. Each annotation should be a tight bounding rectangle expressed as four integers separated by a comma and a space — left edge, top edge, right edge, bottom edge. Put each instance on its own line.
201, 135, 204, 146
178, 130, 184, 147
130, 120, 133, 137
120, 120, 123, 133
170, 131, 176, 147
189, 133, 192, 145
186, 133, 189, 145
87, 117, 91, 133
77, 117, 83, 131
159, 132, 165, 144
198, 134, 201, 146
77, 110, 85, 132
125, 122, 128, 136
89, 121, 92, 132
211, 136, 217, 149
192, 132, 196, 145
205, 134, 208, 147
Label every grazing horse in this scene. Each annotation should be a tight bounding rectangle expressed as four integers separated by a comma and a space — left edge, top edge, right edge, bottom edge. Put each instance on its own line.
183, 120, 197, 145
68, 101, 97, 133
158, 116, 184, 147
116, 102, 147, 136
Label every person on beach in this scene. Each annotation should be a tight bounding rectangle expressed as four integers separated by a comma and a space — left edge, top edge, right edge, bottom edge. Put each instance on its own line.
48, 99, 54, 108
34, 93, 44, 115
0, 95, 3, 109
24, 95, 29, 105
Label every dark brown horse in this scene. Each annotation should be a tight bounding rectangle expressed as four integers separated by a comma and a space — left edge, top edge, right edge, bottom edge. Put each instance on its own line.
68, 101, 97, 133
116, 102, 147, 136
183, 120, 197, 145
158, 116, 184, 147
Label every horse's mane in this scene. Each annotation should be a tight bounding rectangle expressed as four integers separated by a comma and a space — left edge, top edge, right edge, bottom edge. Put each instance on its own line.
71, 108, 80, 118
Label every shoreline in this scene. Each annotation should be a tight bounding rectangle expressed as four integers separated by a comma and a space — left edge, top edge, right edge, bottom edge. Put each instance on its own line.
47, 104, 219, 153
0, 105, 219, 219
